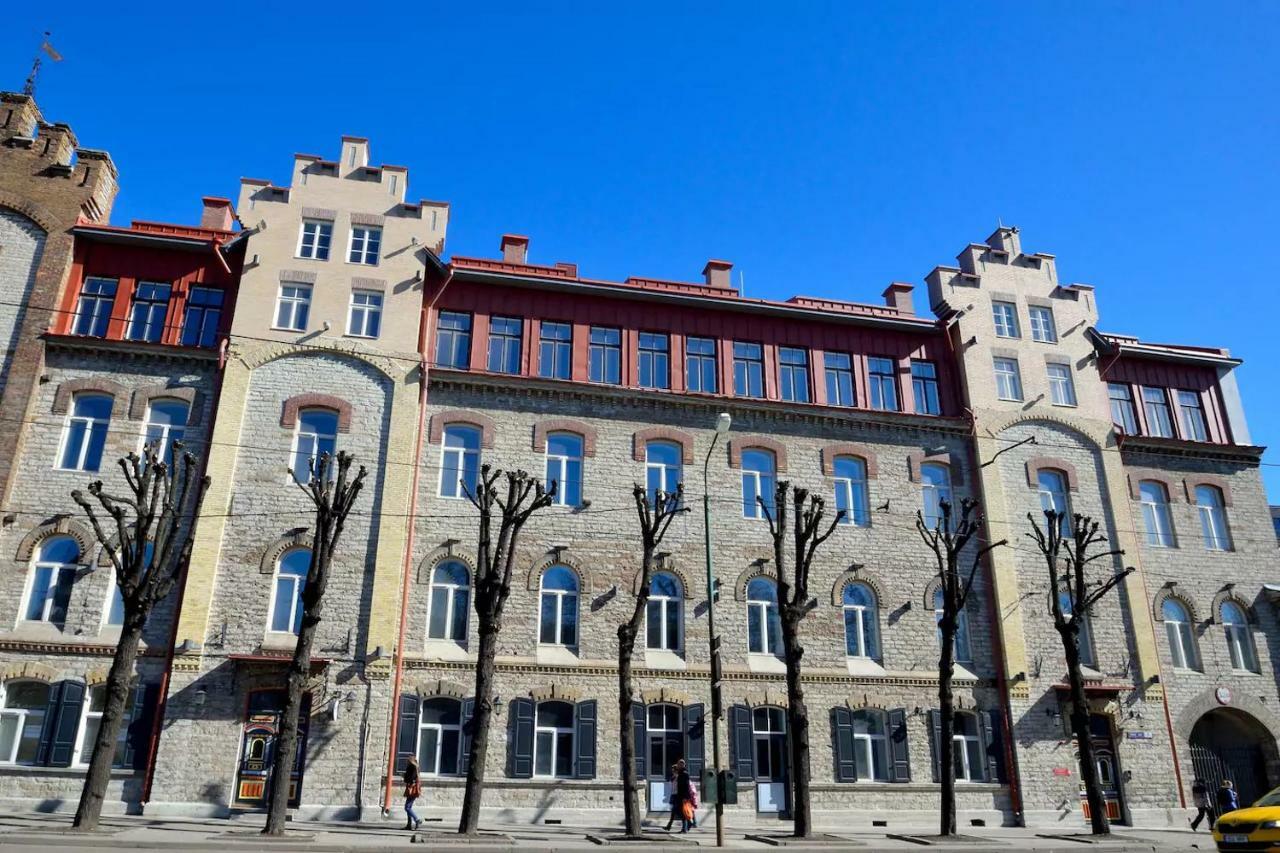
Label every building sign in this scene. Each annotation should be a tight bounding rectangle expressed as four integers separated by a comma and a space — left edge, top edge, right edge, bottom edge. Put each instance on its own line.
1216, 686, 1233, 706
1053, 767, 1072, 776
1126, 731, 1154, 740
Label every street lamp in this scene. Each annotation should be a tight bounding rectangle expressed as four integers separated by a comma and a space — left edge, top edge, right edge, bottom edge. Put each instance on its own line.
703, 411, 731, 847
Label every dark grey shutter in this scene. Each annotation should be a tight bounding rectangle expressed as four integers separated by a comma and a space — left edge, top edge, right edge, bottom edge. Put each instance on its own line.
730, 705, 754, 781
122, 684, 156, 771
35, 682, 64, 766
460, 698, 475, 776
48, 680, 85, 767
928, 709, 942, 783
982, 710, 1004, 783
575, 700, 597, 779
394, 694, 419, 774
632, 701, 646, 779
509, 697, 534, 778
888, 708, 911, 783
685, 704, 705, 778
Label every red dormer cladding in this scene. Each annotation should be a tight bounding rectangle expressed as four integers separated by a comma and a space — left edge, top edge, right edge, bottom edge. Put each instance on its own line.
1103, 353, 1234, 444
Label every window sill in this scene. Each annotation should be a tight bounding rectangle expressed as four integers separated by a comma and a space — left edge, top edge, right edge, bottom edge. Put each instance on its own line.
536, 645, 580, 665
747, 654, 787, 674
270, 326, 308, 334
261, 633, 298, 650
0, 764, 138, 778
423, 640, 470, 661
345, 261, 380, 268
996, 397, 1024, 403
1051, 403, 1079, 409
344, 333, 380, 341
643, 650, 686, 671
845, 658, 886, 677
293, 255, 329, 262
1230, 669, 1262, 677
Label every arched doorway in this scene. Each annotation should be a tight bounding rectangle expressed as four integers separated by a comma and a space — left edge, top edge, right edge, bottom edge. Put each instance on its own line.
1189, 709, 1277, 807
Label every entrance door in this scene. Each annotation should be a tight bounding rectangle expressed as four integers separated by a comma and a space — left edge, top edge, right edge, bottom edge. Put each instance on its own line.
234, 689, 310, 807
752, 707, 787, 814
1190, 709, 1272, 808
1081, 714, 1125, 824
645, 704, 684, 812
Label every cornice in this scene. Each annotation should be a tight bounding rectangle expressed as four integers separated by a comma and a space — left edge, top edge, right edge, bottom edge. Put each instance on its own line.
43, 334, 220, 364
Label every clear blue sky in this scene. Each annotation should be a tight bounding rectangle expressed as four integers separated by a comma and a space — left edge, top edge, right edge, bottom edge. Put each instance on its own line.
7, 3, 1280, 498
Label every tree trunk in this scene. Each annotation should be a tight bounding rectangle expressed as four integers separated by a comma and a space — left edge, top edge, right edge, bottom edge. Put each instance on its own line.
619, 631, 641, 836
73, 618, 143, 831
263, 613, 318, 834
938, 617, 957, 837
781, 610, 811, 838
1062, 631, 1110, 834
459, 621, 499, 835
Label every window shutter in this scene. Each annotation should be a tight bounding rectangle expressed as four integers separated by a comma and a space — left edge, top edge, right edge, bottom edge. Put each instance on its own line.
888, 708, 911, 783
632, 701, 646, 780
394, 694, 419, 774
928, 709, 942, 783
48, 680, 85, 767
36, 682, 65, 766
831, 707, 856, 782
730, 705, 754, 781
982, 710, 1005, 783
508, 697, 534, 779
120, 684, 152, 770
575, 700, 598, 780
460, 698, 475, 776
685, 704, 705, 778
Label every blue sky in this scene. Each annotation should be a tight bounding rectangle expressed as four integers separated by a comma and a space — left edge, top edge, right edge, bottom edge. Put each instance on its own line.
7, 3, 1280, 498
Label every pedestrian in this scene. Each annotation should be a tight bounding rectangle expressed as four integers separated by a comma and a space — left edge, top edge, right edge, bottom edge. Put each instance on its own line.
675, 759, 694, 834
403, 755, 422, 831
1189, 778, 1214, 831
664, 764, 680, 831
688, 771, 700, 829
1217, 779, 1240, 816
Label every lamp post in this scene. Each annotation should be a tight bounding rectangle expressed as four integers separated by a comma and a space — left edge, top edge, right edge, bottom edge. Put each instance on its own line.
704, 411, 731, 848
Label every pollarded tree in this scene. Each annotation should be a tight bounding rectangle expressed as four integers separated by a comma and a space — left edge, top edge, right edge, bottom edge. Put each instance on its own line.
70, 442, 209, 831
1027, 510, 1133, 836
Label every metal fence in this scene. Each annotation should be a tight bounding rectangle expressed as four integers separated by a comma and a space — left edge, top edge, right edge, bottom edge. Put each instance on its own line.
1190, 742, 1267, 808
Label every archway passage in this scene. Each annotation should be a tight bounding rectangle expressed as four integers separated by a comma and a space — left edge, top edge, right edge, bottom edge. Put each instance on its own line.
1189, 709, 1278, 807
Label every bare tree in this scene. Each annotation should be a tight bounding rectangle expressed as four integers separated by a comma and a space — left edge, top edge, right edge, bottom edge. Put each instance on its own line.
1027, 510, 1133, 836
69, 443, 209, 831
758, 482, 842, 838
264, 451, 367, 835
458, 466, 556, 835
619, 483, 686, 837
915, 498, 1005, 837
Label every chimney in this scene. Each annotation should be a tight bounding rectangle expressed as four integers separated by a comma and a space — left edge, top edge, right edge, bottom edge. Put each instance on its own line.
501, 234, 529, 265
882, 283, 915, 315
703, 259, 733, 290
987, 226, 1021, 258
200, 197, 235, 231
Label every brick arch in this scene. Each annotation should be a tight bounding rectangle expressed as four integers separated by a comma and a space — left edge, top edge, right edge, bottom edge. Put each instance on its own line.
921, 575, 972, 612
14, 517, 94, 563
412, 678, 470, 700
237, 340, 401, 381
830, 568, 886, 608
1184, 474, 1233, 507
0, 662, 57, 684
416, 548, 476, 585
0, 193, 59, 233
1025, 456, 1080, 491
52, 378, 128, 415
990, 411, 1111, 450
532, 418, 597, 456
820, 444, 879, 478
530, 684, 581, 703
907, 450, 963, 486
630, 561, 695, 600
525, 553, 594, 595
1211, 588, 1256, 625
428, 410, 495, 449
280, 393, 353, 433
1127, 470, 1182, 502
640, 687, 692, 706
258, 530, 313, 575
837, 697, 892, 712
1174, 688, 1280, 744
632, 427, 695, 464
728, 436, 787, 472
742, 688, 788, 709
129, 384, 203, 425
1153, 585, 1200, 624
733, 561, 777, 602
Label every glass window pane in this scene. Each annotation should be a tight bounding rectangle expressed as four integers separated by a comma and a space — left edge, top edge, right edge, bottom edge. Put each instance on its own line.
560, 594, 578, 646
535, 731, 553, 776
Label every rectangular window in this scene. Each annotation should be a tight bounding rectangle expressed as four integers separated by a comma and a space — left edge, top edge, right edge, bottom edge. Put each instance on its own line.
181, 287, 224, 348
911, 360, 940, 415
588, 326, 622, 384
778, 347, 810, 403
346, 290, 382, 338
1108, 383, 1138, 434
733, 342, 764, 398
868, 357, 899, 411
73, 277, 117, 337
993, 357, 1023, 401
1028, 305, 1057, 342
434, 311, 472, 369
1047, 363, 1077, 406
274, 284, 311, 332
637, 332, 669, 389
539, 322, 572, 380
1177, 390, 1208, 441
686, 337, 717, 393
348, 225, 382, 265
992, 301, 1020, 338
1142, 387, 1174, 438
297, 219, 333, 260
824, 352, 855, 407
127, 282, 171, 343
487, 316, 523, 374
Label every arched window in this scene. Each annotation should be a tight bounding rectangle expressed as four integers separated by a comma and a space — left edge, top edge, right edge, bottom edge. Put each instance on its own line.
75, 685, 130, 768
534, 700, 575, 778
747, 577, 782, 656
141, 398, 190, 465
545, 432, 584, 507
539, 566, 579, 647
645, 441, 682, 507
1195, 485, 1231, 551
270, 548, 311, 634
1163, 599, 1198, 670
842, 582, 879, 659
427, 561, 469, 643
921, 463, 952, 530
440, 425, 481, 499
752, 706, 787, 780
1139, 481, 1176, 548
850, 709, 889, 781
58, 393, 112, 472
646, 572, 682, 652
419, 697, 464, 776
1222, 602, 1258, 673
934, 586, 971, 663
292, 408, 338, 485
1037, 469, 1071, 536
952, 712, 984, 781
24, 536, 80, 625
0, 680, 51, 765
1058, 590, 1096, 668
833, 456, 870, 527
105, 540, 153, 628
741, 449, 776, 520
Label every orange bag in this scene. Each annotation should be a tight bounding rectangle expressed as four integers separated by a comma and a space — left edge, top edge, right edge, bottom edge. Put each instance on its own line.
682, 800, 694, 821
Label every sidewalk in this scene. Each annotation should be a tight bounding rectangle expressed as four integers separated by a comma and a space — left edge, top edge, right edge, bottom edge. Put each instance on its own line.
0, 813, 1218, 852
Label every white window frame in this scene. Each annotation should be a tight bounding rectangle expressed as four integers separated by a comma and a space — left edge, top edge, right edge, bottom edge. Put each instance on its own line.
747, 578, 781, 656
126, 281, 171, 343
1163, 600, 1197, 670
1142, 387, 1174, 438
752, 706, 786, 779
267, 550, 309, 635
1037, 469, 1072, 536
1139, 481, 1176, 548
1195, 486, 1231, 551
646, 703, 683, 779
346, 289, 383, 339
645, 573, 683, 652
73, 684, 131, 768
1059, 590, 1096, 668
103, 577, 125, 629
417, 697, 464, 777
1222, 603, 1258, 673
74, 277, 117, 337
993, 357, 1023, 401
851, 710, 889, 782
544, 432, 584, 508
920, 463, 952, 531
0, 680, 50, 766
139, 398, 190, 461
1047, 363, 1077, 406
426, 562, 469, 644
644, 441, 681, 507
952, 713, 984, 782
274, 284, 312, 332
21, 539, 80, 625
533, 701, 575, 779
348, 226, 382, 265
834, 456, 870, 527
438, 425, 481, 500
741, 450, 776, 520
296, 219, 333, 260
842, 583, 878, 659
538, 568, 579, 647
934, 587, 972, 663
56, 393, 112, 473
1028, 305, 1057, 342
992, 301, 1020, 338
291, 408, 338, 485
1178, 390, 1209, 441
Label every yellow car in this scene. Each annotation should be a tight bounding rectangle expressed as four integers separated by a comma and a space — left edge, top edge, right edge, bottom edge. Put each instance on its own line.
1214, 787, 1280, 850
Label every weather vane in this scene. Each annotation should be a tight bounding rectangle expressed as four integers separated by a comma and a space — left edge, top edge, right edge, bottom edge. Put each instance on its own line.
22, 31, 63, 97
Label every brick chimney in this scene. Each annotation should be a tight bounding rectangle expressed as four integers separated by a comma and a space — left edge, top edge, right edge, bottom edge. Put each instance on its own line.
703, 259, 733, 290
200, 197, 235, 231
501, 234, 529, 265
882, 283, 915, 315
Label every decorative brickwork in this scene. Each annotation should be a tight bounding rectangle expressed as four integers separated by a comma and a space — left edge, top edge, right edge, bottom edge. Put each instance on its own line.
279, 392, 354, 432
728, 435, 788, 472
906, 449, 963, 485
428, 409, 496, 448
128, 384, 202, 424
1183, 473, 1234, 505
631, 426, 694, 463
532, 418, 598, 456
51, 377, 129, 415
1024, 455, 1080, 491
820, 443, 879, 477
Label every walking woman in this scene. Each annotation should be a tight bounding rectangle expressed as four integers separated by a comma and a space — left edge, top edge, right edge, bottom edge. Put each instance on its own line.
1189, 778, 1214, 831
403, 755, 422, 831
664, 764, 680, 831
675, 759, 694, 834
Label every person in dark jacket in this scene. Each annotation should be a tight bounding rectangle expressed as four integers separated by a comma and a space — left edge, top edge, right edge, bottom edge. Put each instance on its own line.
1217, 779, 1241, 816
675, 759, 694, 833
1189, 778, 1214, 830
403, 755, 422, 831
664, 764, 679, 831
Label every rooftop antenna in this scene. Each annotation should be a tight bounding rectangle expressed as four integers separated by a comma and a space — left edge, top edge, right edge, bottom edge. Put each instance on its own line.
739, 269, 745, 297
23, 32, 62, 97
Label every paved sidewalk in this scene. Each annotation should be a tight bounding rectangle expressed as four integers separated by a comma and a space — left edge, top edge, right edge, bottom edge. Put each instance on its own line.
0, 813, 1219, 852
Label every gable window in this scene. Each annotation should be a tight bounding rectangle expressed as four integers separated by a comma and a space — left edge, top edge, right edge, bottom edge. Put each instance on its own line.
435, 311, 472, 370
23, 536, 80, 625
487, 316, 523, 374
58, 393, 112, 472
868, 357, 899, 411
1177, 390, 1208, 441
0, 681, 50, 765
1163, 599, 1198, 670
1222, 602, 1259, 673
1108, 383, 1139, 434
911, 360, 940, 415
181, 287, 224, 347
1138, 481, 1176, 548
439, 425, 481, 499
588, 327, 622, 385
993, 357, 1023, 401
534, 700, 575, 778
538, 321, 572, 380
1037, 469, 1071, 536
545, 432, 584, 507
1047, 363, 1077, 406
920, 463, 952, 531
348, 225, 382, 265
747, 577, 783, 656
833, 456, 870, 527
1059, 590, 1096, 667
740, 449, 776, 519
127, 282, 171, 343
538, 566, 579, 647
274, 284, 311, 332
645, 572, 683, 652
992, 302, 1020, 338
843, 582, 879, 659
73, 278, 117, 337
778, 347, 810, 403
1028, 305, 1057, 342
686, 337, 717, 393
427, 561, 469, 644
74, 685, 131, 767
638, 332, 670, 390
347, 290, 383, 338
645, 441, 681, 507
141, 398, 190, 465
1142, 388, 1174, 438
1195, 485, 1231, 551
291, 408, 338, 485
269, 548, 311, 634
733, 342, 764, 398
934, 586, 972, 662
824, 352, 855, 407
419, 697, 464, 776
951, 712, 984, 781
297, 219, 333, 260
